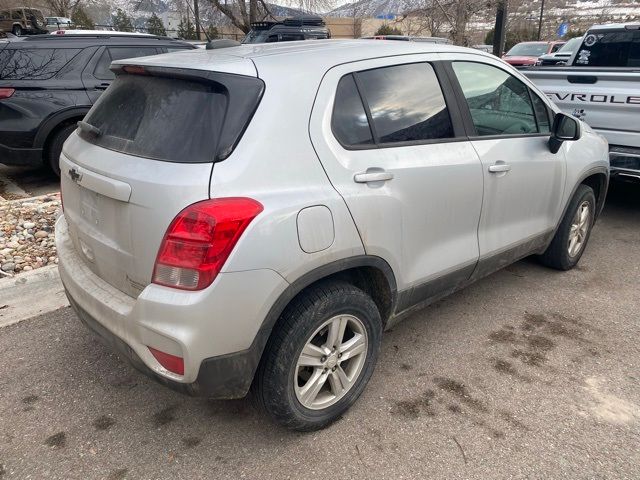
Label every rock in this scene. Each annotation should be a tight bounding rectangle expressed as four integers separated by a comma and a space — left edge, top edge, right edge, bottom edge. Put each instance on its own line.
23, 222, 36, 229
34, 231, 49, 239
1, 262, 15, 272
22, 265, 33, 271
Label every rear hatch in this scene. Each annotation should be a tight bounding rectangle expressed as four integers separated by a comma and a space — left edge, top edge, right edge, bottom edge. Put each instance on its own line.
60, 59, 264, 297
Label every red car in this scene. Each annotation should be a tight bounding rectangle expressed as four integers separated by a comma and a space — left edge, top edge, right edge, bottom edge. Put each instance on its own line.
502, 41, 565, 67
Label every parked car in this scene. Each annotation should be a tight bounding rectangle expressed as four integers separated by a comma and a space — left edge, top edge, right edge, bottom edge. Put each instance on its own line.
243, 16, 330, 43
57, 40, 609, 431
0, 33, 195, 175
523, 22, 640, 182
0, 7, 47, 36
363, 35, 452, 44
45, 16, 73, 32
536, 36, 582, 65
503, 41, 565, 67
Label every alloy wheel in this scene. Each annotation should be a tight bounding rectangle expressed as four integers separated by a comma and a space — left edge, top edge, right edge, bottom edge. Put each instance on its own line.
568, 200, 591, 258
294, 314, 368, 410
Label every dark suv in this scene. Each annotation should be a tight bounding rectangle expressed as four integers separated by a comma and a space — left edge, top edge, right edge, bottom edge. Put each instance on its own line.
0, 33, 194, 175
242, 16, 330, 44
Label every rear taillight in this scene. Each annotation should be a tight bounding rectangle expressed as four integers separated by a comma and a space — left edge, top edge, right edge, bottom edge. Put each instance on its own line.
0, 88, 15, 100
152, 198, 263, 291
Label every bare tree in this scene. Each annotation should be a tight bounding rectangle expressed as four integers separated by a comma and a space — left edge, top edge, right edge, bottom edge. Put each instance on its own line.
43, 0, 80, 17
400, 0, 495, 45
204, 0, 335, 34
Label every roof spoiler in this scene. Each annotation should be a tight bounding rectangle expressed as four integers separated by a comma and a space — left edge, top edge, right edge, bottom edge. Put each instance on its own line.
206, 39, 241, 50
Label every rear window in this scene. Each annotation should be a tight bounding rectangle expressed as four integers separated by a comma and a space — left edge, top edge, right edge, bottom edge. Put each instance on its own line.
81, 71, 264, 163
0, 48, 80, 80
575, 30, 640, 67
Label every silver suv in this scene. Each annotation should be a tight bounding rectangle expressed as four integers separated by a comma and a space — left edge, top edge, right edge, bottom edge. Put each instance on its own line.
56, 40, 609, 431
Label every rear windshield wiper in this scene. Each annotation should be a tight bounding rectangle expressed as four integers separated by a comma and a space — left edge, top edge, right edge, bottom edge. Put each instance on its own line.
77, 120, 102, 137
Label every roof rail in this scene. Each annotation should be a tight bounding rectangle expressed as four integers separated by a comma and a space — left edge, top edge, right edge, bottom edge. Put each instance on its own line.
22, 33, 175, 41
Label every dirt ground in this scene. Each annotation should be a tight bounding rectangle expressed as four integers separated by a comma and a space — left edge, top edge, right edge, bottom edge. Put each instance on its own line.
0, 181, 638, 479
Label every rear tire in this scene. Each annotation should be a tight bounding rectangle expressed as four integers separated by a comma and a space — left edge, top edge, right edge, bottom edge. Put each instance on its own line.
251, 281, 382, 431
12, 25, 22, 36
539, 184, 596, 270
46, 123, 77, 178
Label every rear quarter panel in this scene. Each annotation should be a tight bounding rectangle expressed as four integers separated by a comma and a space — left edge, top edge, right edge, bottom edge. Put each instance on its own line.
210, 56, 366, 283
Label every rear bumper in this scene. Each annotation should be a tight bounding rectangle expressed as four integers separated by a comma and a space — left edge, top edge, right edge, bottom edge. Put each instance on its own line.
56, 215, 289, 398
0, 142, 42, 166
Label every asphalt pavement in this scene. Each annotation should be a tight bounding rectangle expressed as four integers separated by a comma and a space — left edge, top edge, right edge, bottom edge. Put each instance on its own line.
1, 181, 639, 479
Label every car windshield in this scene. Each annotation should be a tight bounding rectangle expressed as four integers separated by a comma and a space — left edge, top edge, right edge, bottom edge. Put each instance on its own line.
557, 37, 581, 53
506, 43, 548, 56
242, 30, 269, 44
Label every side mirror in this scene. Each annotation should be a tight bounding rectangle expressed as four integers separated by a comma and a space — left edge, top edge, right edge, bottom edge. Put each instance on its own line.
549, 112, 581, 154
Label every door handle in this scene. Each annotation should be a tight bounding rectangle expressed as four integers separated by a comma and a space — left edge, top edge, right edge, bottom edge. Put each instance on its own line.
95, 83, 110, 90
354, 170, 394, 183
488, 163, 511, 173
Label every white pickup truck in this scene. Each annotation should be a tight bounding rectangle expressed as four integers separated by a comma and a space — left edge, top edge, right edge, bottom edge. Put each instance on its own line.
523, 23, 640, 181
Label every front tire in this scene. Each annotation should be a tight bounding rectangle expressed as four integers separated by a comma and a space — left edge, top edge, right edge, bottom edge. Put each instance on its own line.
252, 281, 382, 431
539, 184, 596, 270
12, 25, 22, 36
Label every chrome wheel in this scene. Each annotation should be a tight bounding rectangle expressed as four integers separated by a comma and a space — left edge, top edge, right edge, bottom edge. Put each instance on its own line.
294, 314, 368, 410
568, 200, 591, 258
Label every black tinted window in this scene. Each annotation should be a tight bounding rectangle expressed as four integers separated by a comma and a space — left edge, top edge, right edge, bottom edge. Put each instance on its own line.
94, 47, 158, 80
0, 48, 80, 80
452, 62, 538, 136
332, 74, 373, 146
356, 63, 454, 144
530, 90, 551, 133
575, 30, 640, 67
82, 73, 264, 163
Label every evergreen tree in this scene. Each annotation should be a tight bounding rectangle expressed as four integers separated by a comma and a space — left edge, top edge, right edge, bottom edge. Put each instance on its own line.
147, 13, 166, 36
113, 8, 134, 32
375, 24, 403, 36
71, 5, 95, 30
177, 17, 197, 40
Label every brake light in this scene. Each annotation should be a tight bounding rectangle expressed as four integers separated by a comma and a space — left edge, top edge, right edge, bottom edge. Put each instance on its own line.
148, 347, 184, 375
0, 88, 15, 100
152, 198, 263, 291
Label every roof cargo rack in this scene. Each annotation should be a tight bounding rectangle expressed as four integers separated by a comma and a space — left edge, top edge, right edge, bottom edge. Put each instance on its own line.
282, 16, 325, 27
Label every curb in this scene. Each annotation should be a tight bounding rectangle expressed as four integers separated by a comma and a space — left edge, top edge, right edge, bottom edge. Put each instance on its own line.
0, 265, 68, 328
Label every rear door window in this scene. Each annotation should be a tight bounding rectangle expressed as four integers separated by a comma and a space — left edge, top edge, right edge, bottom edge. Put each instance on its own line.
0, 48, 80, 80
94, 47, 159, 80
81, 71, 264, 163
355, 63, 454, 144
332, 74, 374, 146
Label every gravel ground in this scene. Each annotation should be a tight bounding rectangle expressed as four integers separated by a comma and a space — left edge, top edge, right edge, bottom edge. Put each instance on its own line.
0, 195, 60, 276
0, 181, 638, 479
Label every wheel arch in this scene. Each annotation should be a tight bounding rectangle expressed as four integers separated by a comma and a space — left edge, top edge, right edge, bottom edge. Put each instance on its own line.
34, 107, 90, 151
559, 167, 609, 228
194, 255, 397, 399
580, 171, 608, 220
